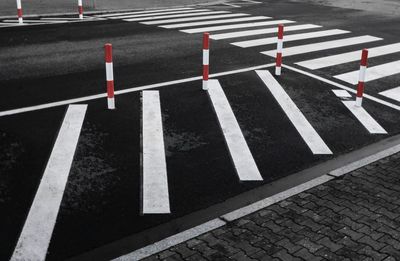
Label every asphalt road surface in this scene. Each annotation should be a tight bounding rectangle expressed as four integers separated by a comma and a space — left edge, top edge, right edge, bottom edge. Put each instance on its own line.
1, 0, 400, 260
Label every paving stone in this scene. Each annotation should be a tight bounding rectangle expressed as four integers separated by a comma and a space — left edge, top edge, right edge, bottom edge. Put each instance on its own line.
338, 227, 364, 240
158, 250, 176, 259
275, 239, 302, 254
358, 246, 388, 261
315, 246, 346, 261
296, 238, 323, 253
171, 244, 197, 259
184, 253, 208, 261
163, 253, 185, 261
317, 236, 343, 252
380, 246, 400, 260
293, 248, 323, 260
229, 250, 255, 261
358, 235, 386, 251
273, 249, 301, 261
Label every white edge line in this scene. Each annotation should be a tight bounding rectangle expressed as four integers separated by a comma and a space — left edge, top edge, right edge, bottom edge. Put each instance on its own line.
282, 64, 400, 112
112, 137, 400, 260
112, 218, 226, 261
0, 63, 275, 117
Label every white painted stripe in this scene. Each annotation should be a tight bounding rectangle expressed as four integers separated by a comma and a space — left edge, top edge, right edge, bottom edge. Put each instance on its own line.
106, 62, 114, 81
330, 143, 400, 177
222, 175, 333, 221
125, 11, 229, 22
142, 91, 170, 214
0, 63, 285, 117
256, 70, 332, 154
297, 43, 400, 70
332, 89, 352, 98
358, 66, 366, 82
262, 35, 382, 57
161, 16, 271, 29
181, 19, 295, 33
112, 218, 226, 261
342, 101, 387, 134
277, 40, 283, 52
112, 9, 209, 20
335, 60, 400, 85
282, 64, 400, 112
210, 24, 322, 40
203, 50, 209, 65
208, 80, 263, 181
379, 86, 400, 102
141, 13, 248, 25
232, 29, 350, 48
11, 105, 87, 261
94, 7, 194, 17
3, 19, 66, 24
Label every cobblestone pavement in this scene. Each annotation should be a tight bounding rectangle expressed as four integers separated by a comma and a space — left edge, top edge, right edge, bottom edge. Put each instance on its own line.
144, 153, 400, 261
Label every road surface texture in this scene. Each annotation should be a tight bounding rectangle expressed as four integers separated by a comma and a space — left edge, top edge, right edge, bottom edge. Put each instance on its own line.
2, 0, 400, 260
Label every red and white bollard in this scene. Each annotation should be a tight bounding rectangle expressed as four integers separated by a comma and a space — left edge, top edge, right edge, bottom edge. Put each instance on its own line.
105, 43, 115, 110
16, 0, 23, 24
356, 49, 368, 107
78, 0, 83, 19
275, 24, 284, 76
203, 32, 210, 90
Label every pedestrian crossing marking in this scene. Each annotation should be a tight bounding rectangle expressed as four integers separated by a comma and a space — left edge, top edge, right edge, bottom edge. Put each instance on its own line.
142, 91, 170, 214
334, 60, 400, 85
160, 16, 271, 29
180, 19, 296, 34
262, 35, 382, 57
125, 11, 231, 22
10, 105, 87, 261
93, 7, 195, 18
210, 24, 322, 40
332, 89, 352, 98
141, 13, 250, 25
297, 42, 400, 70
114, 9, 212, 20
256, 70, 333, 155
231, 29, 350, 48
379, 86, 400, 102
207, 79, 263, 181
342, 101, 387, 134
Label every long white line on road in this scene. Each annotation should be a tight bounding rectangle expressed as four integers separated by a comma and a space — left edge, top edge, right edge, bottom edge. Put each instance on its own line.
297, 42, 400, 70
181, 19, 296, 33
142, 91, 170, 214
262, 35, 382, 57
111, 9, 210, 20
232, 29, 350, 48
3, 19, 66, 24
94, 7, 195, 18
160, 16, 271, 29
112, 218, 226, 261
210, 24, 321, 40
256, 70, 332, 155
207, 80, 263, 181
332, 89, 352, 98
0, 63, 275, 117
342, 101, 387, 134
283, 64, 400, 111
10, 105, 87, 261
125, 11, 229, 22
334, 60, 400, 85
379, 86, 400, 102
141, 13, 249, 25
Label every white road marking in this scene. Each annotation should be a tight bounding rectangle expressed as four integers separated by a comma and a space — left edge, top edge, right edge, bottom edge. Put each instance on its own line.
0, 63, 276, 117
261, 35, 382, 57
10, 105, 87, 261
160, 16, 271, 29
222, 175, 333, 221
94, 7, 195, 17
210, 24, 321, 40
112, 219, 226, 261
208, 80, 263, 181
342, 101, 387, 134
334, 60, 400, 85
332, 89, 352, 98
125, 11, 229, 22
181, 19, 296, 33
142, 91, 170, 214
283, 64, 400, 111
141, 13, 249, 25
256, 70, 332, 155
3, 19, 66, 24
232, 29, 350, 48
297, 43, 400, 70
111, 9, 209, 20
379, 86, 400, 102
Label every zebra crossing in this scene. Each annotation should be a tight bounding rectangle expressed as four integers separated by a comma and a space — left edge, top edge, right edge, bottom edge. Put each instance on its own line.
93, 6, 400, 103
0, 16, 100, 28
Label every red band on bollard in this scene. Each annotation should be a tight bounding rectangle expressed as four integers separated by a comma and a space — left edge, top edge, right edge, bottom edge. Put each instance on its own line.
203, 32, 210, 50
361, 48, 368, 66
357, 82, 364, 98
276, 53, 282, 67
203, 65, 209, 80
17, 9, 22, 17
278, 24, 284, 40
78, 6, 83, 15
105, 44, 113, 63
107, 81, 114, 98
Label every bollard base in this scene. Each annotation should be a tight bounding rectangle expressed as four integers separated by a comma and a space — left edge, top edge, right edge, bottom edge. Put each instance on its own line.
202, 80, 209, 91
107, 98, 115, 110
355, 97, 363, 107
275, 66, 281, 76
